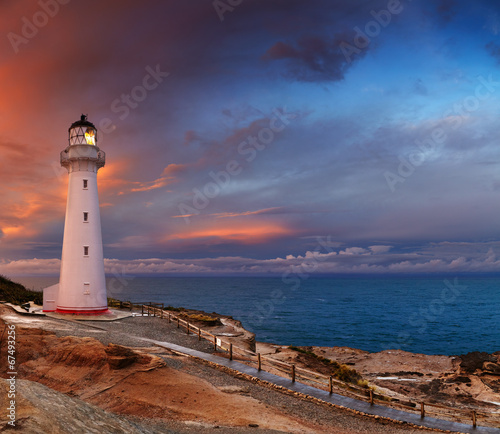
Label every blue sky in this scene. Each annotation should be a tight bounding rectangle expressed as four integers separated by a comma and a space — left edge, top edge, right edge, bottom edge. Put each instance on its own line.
3, 0, 500, 275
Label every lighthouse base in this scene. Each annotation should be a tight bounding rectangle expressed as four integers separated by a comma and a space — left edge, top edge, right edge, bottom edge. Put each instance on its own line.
55, 308, 111, 315
44, 309, 132, 322
43, 283, 109, 315
42, 283, 59, 312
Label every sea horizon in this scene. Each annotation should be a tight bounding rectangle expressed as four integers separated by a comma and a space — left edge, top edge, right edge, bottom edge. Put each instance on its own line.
8, 274, 499, 357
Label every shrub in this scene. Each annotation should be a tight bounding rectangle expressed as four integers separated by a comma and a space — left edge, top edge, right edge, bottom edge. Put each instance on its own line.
357, 379, 370, 389
179, 312, 221, 326
164, 305, 185, 312
0, 275, 43, 306
289, 345, 363, 385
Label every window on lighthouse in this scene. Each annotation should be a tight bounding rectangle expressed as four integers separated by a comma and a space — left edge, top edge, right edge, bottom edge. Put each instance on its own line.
83, 179, 88, 189
84, 246, 89, 256
85, 127, 96, 145
83, 212, 89, 222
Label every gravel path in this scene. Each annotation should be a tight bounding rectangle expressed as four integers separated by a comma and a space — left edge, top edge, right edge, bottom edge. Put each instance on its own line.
3, 307, 449, 433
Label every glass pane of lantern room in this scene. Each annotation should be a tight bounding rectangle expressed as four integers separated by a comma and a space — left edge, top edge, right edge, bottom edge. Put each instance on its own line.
70, 127, 83, 145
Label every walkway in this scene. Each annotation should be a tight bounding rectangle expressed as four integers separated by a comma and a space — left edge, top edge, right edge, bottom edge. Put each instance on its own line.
141, 337, 498, 434
13, 305, 495, 433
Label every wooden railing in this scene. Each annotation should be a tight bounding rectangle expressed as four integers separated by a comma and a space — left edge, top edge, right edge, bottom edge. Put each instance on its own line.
107, 299, 134, 310
139, 304, 497, 429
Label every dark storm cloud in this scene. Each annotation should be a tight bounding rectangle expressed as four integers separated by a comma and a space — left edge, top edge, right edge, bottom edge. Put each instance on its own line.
485, 41, 500, 63
262, 32, 368, 83
436, 0, 459, 24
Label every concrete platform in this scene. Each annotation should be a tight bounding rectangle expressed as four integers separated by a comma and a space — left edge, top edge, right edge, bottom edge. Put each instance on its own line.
2, 302, 46, 316
45, 309, 133, 321
3, 302, 133, 321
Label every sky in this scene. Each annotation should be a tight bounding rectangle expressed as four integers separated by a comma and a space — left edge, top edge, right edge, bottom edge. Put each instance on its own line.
3, 0, 500, 276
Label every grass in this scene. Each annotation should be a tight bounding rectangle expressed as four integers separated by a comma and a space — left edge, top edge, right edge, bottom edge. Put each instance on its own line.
0, 275, 43, 306
179, 312, 221, 326
164, 305, 186, 312
187, 313, 219, 322
288, 345, 367, 387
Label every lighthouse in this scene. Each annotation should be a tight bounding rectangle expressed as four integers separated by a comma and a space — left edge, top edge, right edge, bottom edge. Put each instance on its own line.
43, 115, 108, 314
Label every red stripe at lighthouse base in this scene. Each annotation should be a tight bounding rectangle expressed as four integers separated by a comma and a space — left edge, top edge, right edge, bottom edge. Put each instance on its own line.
55, 307, 111, 315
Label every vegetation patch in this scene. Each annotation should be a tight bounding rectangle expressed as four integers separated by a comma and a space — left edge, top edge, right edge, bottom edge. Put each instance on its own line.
0, 275, 42, 306
164, 305, 186, 312
179, 312, 221, 326
288, 345, 365, 386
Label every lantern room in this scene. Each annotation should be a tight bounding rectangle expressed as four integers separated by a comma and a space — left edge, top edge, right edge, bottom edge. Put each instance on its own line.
69, 114, 97, 145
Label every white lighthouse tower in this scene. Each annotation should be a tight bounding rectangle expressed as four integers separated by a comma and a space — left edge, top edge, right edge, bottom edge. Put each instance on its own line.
43, 115, 108, 314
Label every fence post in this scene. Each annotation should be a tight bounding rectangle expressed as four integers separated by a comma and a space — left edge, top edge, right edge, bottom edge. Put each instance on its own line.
186, 323, 190, 335
472, 411, 477, 428
229, 343, 233, 361
369, 389, 374, 405
177, 318, 180, 328
141, 305, 144, 316
329, 376, 333, 394
291, 364, 296, 383
214, 336, 217, 352
198, 328, 201, 341
258, 353, 262, 371
168, 313, 171, 323
420, 402, 425, 418
160, 308, 163, 319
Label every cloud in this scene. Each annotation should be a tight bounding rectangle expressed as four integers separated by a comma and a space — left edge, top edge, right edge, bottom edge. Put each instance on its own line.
369, 245, 393, 254
262, 33, 367, 82
413, 78, 428, 96
210, 207, 285, 218
165, 221, 294, 245
436, 0, 459, 24
339, 247, 369, 255
485, 41, 500, 63
4, 241, 500, 277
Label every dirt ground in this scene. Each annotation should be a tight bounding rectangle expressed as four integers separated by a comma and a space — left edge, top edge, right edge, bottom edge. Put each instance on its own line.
0, 304, 451, 433
257, 342, 500, 425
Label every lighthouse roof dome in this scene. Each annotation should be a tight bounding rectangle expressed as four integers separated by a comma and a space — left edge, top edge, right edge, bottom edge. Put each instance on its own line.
69, 114, 96, 131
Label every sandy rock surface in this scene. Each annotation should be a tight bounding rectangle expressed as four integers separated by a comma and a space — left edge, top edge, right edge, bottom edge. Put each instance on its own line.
257, 342, 500, 423
0, 304, 486, 432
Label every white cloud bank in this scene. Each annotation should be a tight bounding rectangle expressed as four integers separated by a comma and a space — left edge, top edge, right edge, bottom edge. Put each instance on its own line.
2, 241, 500, 277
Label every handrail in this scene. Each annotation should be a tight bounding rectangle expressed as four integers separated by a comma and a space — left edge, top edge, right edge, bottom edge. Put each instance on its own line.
138, 304, 495, 429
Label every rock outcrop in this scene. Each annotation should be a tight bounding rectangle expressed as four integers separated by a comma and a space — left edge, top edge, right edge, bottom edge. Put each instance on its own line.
0, 379, 156, 433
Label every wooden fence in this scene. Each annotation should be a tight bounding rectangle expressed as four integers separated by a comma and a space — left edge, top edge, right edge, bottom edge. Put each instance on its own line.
138, 303, 497, 429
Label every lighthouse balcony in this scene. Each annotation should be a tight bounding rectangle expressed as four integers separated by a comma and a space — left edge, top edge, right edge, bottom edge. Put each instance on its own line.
60, 148, 106, 169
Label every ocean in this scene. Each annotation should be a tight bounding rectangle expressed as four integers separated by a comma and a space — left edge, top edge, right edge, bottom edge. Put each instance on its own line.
12, 275, 500, 356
